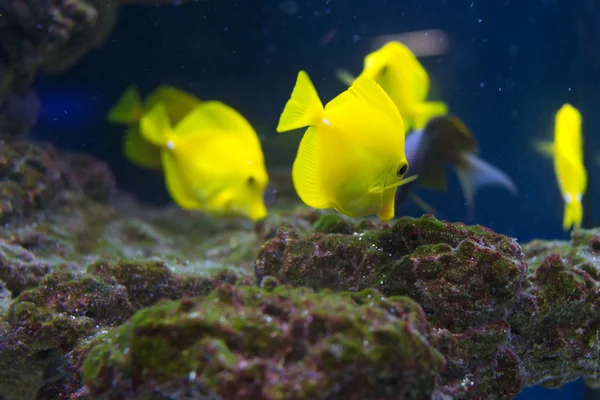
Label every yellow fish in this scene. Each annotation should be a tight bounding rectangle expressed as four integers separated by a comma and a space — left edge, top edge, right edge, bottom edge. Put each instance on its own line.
108, 85, 201, 170
336, 41, 448, 132
534, 104, 587, 230
276, 70, 416, 221
139, 101, 269, 222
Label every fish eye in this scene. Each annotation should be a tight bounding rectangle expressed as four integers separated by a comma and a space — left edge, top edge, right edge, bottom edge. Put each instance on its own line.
247, 176, 256, 185
397, 163, 408, 177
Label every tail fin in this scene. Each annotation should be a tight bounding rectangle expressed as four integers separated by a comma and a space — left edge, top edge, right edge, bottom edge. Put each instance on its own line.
412, 101, 449, 131
276, 71, 324, 133
563, 195, 583, 231
139, 104, 173, 148
455, 153, 517, 220
108, 86, 144, 125
335, 69, 357, 86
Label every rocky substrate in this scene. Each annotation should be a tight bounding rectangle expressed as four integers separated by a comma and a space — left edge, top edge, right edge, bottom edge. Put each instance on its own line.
0, 139, 598, 400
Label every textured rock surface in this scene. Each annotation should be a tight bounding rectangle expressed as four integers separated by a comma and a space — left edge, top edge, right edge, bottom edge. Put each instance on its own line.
0, 0, 197, 137
510, 231, 600, 388
255, 214, 528, 399
0, 138, 599, 399
0, 139, 310, 399
83, 283, 445, 400
252, 216, 600, 399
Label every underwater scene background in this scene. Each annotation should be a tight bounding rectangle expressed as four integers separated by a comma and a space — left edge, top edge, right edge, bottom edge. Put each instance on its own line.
0, 0, 599, 399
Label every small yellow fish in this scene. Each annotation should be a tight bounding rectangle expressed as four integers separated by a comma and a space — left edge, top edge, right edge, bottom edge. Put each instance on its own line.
336, 41, 448, 132
276, 70, 416, 221
108, 85, 201, 170
139, 101, 269, 221
534, 104, 587, 230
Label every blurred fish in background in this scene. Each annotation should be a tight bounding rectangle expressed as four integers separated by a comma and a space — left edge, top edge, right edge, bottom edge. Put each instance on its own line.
108, 85, 202, 170
534, 104, 587, 231
336, 32, 517, 219
138, 100, 270, 221
397, 115, 517, 219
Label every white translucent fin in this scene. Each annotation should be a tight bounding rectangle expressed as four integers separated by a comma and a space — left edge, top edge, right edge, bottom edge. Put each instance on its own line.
291, 126, 330, 208
456, 153, 517, 220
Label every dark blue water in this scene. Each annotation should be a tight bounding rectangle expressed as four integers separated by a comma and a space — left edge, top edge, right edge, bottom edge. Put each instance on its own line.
30, 2, 600, 397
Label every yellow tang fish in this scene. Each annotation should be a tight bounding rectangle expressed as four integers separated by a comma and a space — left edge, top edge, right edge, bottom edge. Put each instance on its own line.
336, 41, 448, 132
107, 85, 201, 170
276, 70, 416, 221
139, 101, 269, 222
534, 104, 587, 230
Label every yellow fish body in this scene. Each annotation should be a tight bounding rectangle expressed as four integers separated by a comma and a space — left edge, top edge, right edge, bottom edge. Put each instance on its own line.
553, 104, 587, 230
108, 85, 201, 170
534, 104, 587, 230
140, 101, 269, 222
338, 41, 448, 132
276, 70, 415, 221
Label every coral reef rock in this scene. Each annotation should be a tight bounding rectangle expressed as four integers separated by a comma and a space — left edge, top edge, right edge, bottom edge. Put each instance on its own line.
0, 0, 196, 137
0, 138, 599, 399
84, 283, 445, 400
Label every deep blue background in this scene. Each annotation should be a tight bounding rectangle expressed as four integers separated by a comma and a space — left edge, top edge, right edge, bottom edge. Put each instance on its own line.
30, 1, 600, 398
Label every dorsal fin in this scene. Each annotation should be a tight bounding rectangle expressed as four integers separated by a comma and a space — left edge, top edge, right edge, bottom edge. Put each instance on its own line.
174, 101, 256, 141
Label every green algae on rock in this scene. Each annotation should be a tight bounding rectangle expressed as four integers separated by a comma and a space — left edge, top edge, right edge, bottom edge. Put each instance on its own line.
1, 138, 600, 399
255, 214, 600, 398
509, 228, 600, 389
2, 260, 238, 400
83, 282, 445, 400
256, 214, 527, 332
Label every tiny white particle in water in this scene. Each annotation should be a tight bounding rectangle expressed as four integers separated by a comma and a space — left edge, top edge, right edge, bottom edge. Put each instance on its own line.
478, 18, 482, 23
189, 371, 196, 381
220, 316, 226, 323
480, 82, 485, 88
265, 316, 272, 323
